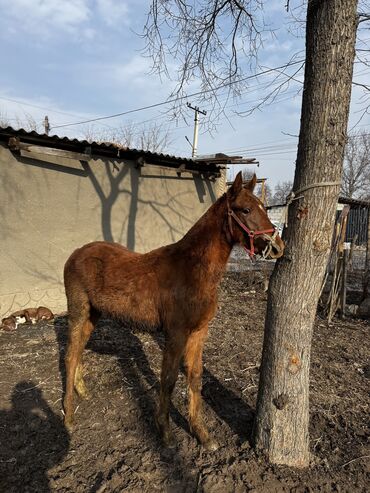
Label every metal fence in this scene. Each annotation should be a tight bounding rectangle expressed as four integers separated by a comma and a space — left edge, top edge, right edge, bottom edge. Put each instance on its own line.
343, 206, 369, 245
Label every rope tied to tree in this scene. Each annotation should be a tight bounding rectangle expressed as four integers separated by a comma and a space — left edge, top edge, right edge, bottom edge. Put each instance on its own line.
283, 181, 342, 227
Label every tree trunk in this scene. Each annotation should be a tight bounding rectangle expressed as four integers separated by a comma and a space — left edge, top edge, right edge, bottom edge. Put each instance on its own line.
253, 0, 358, 467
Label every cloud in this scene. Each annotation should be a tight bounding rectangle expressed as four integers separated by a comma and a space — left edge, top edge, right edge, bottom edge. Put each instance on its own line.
96, 0, 130, 27
0, 0, 91, 38
109, 56, 152, 83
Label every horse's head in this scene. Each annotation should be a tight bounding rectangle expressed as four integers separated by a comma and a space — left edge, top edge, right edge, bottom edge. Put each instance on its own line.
226, 171, 284, 259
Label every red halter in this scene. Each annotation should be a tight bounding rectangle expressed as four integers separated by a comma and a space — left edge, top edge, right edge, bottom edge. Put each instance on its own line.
227, 206, 276, 258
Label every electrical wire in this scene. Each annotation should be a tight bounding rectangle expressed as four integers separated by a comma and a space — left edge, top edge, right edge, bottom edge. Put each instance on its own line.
50, 59, 305, 130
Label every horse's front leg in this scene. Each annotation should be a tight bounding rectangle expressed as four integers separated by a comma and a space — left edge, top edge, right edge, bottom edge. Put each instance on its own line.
184, 325, 218, 450
156, 334, 185, 447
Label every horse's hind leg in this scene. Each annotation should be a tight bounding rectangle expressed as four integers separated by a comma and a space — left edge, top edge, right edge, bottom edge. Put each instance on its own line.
184, 325, 218, 450
63, 298, 95, 430
74, 309, 100, 399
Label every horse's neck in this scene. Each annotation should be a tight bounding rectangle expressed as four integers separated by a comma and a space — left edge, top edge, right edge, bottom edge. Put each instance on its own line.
178, 196, 232, 270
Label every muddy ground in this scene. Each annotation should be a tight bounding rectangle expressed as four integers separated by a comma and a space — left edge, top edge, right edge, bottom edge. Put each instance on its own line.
0, 273, 369, 492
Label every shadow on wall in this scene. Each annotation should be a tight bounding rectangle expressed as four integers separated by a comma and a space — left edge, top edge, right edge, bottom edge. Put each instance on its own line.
205, 179, 217, 203
81, 160, 131, 244
1, 150, 215, 253
0, 382, 69, 492
83, 160, 214, 250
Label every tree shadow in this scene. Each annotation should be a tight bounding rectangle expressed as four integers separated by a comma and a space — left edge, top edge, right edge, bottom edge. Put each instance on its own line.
194, 175, 207, 203
202, 369, 254, 443
81, 160, 131, 244
82, 160, 215, 248
0, 382, 69, 493
127, 166, 139, 250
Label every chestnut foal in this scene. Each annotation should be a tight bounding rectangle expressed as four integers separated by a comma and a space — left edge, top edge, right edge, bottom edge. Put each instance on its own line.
63, 172, 284, 449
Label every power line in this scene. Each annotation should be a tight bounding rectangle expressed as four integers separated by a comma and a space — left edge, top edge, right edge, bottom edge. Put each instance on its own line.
221, 132, 370, 157
0, 95, 86, 119
221, 138, 296, 154
49, 79, 304, 140
2, 57, 369, 134
227, 144, 297, 155
5, 62, 366, 135
50, 59, 305, 130
87, 88, 303, 140
1, 66, 302, 132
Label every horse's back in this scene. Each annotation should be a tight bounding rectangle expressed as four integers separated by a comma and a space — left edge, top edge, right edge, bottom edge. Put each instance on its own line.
68, 240, 135, 260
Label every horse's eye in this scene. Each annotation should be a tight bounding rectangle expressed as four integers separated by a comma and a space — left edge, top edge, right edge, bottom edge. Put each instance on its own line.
242, 208, 251, 214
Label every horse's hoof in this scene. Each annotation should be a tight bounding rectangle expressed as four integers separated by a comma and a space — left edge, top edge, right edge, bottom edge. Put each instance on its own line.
74, 378, 90, 400
76, 387, 90, 400
64, 417, 74, 432
202, 438, 218, 451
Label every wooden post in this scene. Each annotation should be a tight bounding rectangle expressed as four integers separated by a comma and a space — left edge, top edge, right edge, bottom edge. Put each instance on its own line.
341, 246, 349, 319
261, 179, 266, 205
366, 208, 370, 269
339, 213, 348, 254
326, 207, 349, 322
44, 116, 50, 136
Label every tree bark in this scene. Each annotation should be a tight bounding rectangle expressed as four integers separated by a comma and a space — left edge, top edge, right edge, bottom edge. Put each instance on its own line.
253, 0, 358, 467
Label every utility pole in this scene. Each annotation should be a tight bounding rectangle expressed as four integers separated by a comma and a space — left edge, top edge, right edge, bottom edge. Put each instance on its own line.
187, 103, 206, 158
44, 115, 50, 136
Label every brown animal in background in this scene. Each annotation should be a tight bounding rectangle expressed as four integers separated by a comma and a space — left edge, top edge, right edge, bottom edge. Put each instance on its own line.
0, 316, 18, 331
23, 306, 54, 323
0, 306, 54, 331
63, 172, 284, 449
11, 306, 54, 324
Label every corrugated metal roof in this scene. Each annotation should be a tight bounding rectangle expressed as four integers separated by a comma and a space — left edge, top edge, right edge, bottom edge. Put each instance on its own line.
267, 197, 370, 210
0, 126, 226, 174
338, 196, 370, 208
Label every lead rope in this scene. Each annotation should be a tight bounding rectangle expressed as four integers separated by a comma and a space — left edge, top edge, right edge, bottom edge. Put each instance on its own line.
261, 229, 279, 259
282, 181, 342, 227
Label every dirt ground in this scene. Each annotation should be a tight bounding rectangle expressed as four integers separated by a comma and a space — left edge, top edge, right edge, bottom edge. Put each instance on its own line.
0, 273, 369, 493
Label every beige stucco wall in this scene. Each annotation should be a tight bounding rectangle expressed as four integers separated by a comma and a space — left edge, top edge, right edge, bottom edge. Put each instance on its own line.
0, 144, 222, 317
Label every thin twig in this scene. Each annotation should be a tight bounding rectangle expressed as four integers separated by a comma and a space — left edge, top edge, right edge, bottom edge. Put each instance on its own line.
15, 376, 53, 392
341, 455, 370, 468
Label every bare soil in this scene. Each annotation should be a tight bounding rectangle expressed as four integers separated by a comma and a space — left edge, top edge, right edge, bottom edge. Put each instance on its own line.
0, 273, 369, 493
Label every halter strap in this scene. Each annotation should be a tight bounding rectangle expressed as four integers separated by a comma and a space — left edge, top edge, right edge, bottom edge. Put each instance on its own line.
226, 199, 276, 257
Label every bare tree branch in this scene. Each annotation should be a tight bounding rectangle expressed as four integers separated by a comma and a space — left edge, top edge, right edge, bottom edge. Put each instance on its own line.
83, 122, 172, 153
143, 0, 267, 120
341, 131, 370, 199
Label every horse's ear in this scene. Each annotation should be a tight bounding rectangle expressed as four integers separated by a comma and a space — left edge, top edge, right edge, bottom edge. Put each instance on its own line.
228, 171, 243, 198
244, 173, 257, 192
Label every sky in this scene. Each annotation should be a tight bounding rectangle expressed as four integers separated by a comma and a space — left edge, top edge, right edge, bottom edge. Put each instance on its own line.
0, 0, 369, 190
